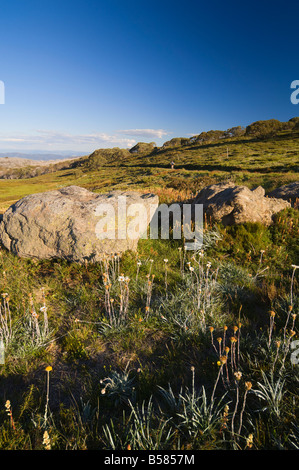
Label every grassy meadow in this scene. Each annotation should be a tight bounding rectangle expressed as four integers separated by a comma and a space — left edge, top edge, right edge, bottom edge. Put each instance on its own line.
0, 123, 298, 450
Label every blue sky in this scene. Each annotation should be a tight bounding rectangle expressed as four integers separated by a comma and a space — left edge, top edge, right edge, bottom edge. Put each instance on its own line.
0, 0, 298, 153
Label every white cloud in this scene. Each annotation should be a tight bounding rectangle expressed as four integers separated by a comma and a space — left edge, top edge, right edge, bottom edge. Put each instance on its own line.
0, 128, 171, 152
0, 130, 136, 150
116, 128, 170, 139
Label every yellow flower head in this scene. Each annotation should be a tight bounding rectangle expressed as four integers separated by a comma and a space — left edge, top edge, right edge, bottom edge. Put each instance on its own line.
5, 400, 11, 410
234, 371, 242, 381
45, 366, 52, 372
43, 430, 51, 448
246, 434, 254, 448
245, 381, 252, 391
219, 355, 227, 365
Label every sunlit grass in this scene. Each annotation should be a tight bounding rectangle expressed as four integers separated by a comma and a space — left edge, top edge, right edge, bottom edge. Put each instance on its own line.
0, 212, 297, 449
0, 128, 298, 449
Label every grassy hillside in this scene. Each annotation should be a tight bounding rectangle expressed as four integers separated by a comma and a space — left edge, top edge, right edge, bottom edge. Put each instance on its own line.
0, 120, 298, 213
0, 118, 298, 450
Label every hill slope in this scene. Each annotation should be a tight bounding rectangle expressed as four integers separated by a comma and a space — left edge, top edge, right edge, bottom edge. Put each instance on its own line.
0, 117, 298, 212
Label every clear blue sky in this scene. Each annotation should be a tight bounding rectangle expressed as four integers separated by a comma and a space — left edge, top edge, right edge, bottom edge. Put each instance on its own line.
0, 0, 298, 153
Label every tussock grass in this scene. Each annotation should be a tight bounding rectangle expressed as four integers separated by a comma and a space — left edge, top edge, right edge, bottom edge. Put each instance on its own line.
0, 211, 297, 449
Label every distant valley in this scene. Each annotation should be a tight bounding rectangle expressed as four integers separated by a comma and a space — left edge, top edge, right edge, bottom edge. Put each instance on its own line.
0, 151, 87, 167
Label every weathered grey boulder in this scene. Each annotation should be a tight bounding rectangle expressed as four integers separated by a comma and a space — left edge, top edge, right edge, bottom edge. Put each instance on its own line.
0, 186, 159, 262
267, 182, 299, 205
192, 182, 291, 226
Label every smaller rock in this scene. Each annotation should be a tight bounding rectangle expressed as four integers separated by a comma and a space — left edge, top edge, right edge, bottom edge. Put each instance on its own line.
267, 182, 299, 206
192, 182, 291, 226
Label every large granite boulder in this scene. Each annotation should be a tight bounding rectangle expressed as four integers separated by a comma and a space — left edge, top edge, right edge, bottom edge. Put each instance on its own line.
267, 182, 299, 206
192, 182, 291, 226
0, 186, 159, 262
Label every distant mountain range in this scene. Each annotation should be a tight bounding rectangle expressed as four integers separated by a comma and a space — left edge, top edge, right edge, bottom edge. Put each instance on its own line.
0, 151, 87, 161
